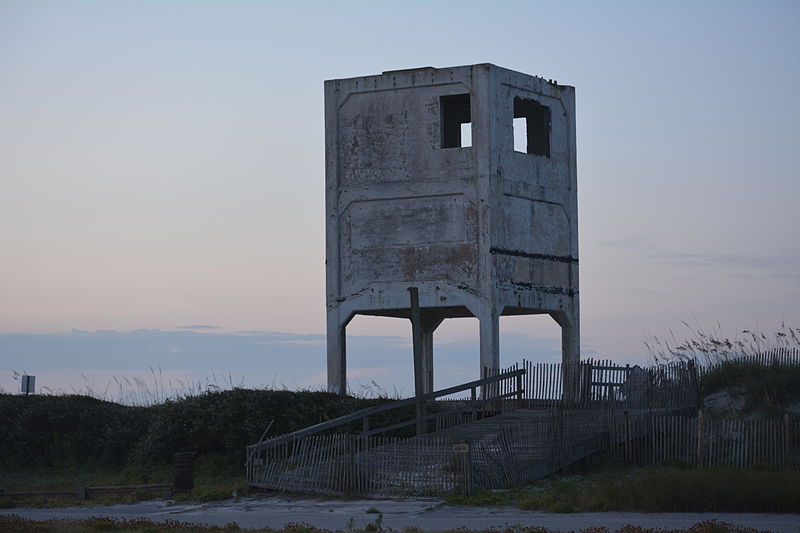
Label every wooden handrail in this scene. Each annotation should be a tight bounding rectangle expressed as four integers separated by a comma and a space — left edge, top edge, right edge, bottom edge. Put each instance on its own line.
363, 389, 522, 437
247, 367, 525, 453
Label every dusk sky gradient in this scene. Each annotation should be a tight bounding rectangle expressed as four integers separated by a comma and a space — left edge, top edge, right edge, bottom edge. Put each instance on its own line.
1, 1, 798, 398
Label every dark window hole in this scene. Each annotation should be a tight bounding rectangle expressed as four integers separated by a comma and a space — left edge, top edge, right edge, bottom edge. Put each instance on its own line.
441, 94, 471, 148
513, 96, 550, 157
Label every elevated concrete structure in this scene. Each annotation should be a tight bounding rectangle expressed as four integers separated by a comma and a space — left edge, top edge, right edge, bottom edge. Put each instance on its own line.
325, 64, 579, 395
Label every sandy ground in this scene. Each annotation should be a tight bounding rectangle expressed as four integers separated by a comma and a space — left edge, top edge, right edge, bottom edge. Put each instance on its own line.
1, 496, 798, 532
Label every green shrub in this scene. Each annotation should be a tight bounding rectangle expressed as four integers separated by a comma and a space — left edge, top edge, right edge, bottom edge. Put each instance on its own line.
127, 388, 387, 466
0, 394, 151, 469
0, 389, 392, 472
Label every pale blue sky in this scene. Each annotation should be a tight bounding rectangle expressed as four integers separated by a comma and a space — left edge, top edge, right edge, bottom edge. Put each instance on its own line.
1, 1, 798, 397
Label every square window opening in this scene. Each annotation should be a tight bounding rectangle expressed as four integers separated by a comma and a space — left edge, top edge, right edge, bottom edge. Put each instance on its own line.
460, 122, 472, 147
513, 96, 551, 157
441, 94, 471, 148
513, 117, 527, 153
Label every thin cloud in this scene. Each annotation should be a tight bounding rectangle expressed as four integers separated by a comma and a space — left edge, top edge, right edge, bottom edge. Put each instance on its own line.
597, 238, 799, 281
176, 325, 219, 330
654, 251, 793, 268
272, 339, 325, 345
651, 250, 799, 281
596, 237, 651, 252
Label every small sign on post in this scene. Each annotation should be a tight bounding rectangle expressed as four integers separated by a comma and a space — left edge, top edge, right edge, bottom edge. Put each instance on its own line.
452, 443, 469, 453
452, 442, 473, 496
20, 375, 35, 395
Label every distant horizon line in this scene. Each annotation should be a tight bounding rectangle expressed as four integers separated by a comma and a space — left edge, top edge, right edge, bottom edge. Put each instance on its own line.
0, 328, 417, 339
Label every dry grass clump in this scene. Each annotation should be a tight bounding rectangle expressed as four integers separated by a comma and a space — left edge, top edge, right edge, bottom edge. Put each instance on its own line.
645, 321, 799, 366
645, 322, 800, 413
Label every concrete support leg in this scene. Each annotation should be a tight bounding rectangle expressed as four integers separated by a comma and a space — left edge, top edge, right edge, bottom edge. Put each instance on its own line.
409, 288, 424, 400
551, 310, 580, 403
561, 318, 580, 366
420, 314, 444, 395
327, 312, 348, 395
478, 309, 500, 377
562, 321, 581, 403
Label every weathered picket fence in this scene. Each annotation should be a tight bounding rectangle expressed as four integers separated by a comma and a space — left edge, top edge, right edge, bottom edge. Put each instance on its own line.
483, 358, 699, 410
247, 367, 527, 493
696, 347, 800, 374
247, 406, 617, 496
425, 357, 699, 433
247, 353, 798, 497
608, 411, 799, 468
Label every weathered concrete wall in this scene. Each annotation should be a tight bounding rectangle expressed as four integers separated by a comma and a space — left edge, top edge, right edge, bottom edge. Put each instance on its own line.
325, 64, 578, 395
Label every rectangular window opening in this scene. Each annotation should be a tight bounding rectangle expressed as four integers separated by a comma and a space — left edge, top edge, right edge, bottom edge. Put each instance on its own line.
441, 93, 471, 148
513, 117, 527, 153
513, 96, 551, 157
460, 122, 472, 147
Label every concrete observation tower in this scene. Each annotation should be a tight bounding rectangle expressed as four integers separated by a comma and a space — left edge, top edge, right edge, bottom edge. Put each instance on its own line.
325, 64, 579, 395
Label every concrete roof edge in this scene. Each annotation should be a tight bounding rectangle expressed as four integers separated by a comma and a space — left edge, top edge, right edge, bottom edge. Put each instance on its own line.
325, 64, 574, 90
324, 63, 497, 84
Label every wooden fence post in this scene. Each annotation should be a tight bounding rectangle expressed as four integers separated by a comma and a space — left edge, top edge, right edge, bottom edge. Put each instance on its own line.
624, 411, 631, 462
696, 409, 704, 468
471, 386, 477, 421
688, 359, 700, 409
347, 435, 357, 493
785, 414, 791, 468
581, 361, 592, 405
455, 443, 474, 496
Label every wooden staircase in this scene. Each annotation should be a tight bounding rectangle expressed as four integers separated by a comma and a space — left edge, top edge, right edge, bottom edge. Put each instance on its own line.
247, 359, 697, 496
248, 406, 618, 496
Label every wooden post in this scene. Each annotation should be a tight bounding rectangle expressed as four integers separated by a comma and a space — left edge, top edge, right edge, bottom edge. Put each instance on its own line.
623, 364, 630, 405
466, 444, 474, 495
347, 435, 357, 493
785, 414, 791, 468
651, 413, 656, 464
408, 287, 426, 435
582, 362, 592, 406
470, 386, 477, 421
362, 416, 370, 456
624, 411, 631, 462
696, 409, 704, 468
687, 359, 700, 409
